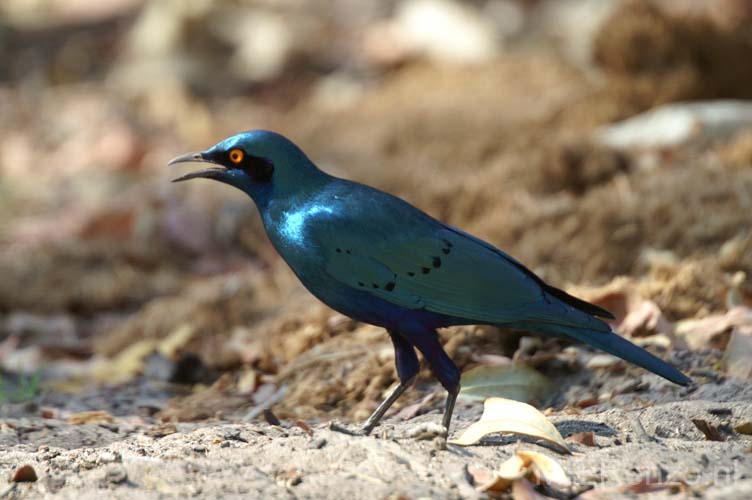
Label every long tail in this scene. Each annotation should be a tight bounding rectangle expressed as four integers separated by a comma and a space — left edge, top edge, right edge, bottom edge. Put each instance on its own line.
531, 323, 692, 386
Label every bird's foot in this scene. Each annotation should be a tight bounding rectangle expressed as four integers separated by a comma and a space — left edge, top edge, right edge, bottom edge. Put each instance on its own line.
328, 421, 367, 436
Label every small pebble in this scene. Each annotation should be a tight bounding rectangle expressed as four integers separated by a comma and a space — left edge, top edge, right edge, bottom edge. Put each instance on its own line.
709, 408, 733, 417
44, 476, 66, 492
98, 451, 121, 464
307, 437, 327, 449
11, 464, 37, 482
104, 465, 128, 485
406, 422, 447, 440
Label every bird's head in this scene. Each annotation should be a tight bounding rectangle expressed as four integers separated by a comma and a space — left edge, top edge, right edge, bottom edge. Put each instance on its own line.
168, 130, 322, 206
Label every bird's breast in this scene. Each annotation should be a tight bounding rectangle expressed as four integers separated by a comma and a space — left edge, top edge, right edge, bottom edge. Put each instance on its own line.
277, 203, 334, 248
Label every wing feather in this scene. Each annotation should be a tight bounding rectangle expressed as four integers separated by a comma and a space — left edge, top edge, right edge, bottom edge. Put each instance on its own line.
315, 182, 608, 329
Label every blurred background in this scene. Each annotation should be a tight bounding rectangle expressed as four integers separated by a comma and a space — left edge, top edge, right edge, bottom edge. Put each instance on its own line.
1, 0, 751, 422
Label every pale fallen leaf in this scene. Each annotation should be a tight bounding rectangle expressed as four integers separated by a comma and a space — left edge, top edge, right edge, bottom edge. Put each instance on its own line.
157, 324, 196, 359
68, 410, 114, 425
723, 326, 752, 379
585, 354, 621, 370
595, 101, 752, 149
458, 364, 550, 403
475, 450, 570, 493
449, 397, 570, 453
514, 450, 571, 488
631, 333, 672, 349
496, 452, 527, 483
93, 339, 158, 384
566, 277, 633, 324
725, 271, 747, 309
470, 353, 512, 366
236, 368, 258, 395
676, 306, 752, 351
146, 423, 177, 438
467, 465, 503, 491
734, 421, 752, 435
618, 299, 672, 337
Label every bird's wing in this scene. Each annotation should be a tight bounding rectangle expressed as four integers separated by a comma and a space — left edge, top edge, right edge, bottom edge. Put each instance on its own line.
321, 215, 589, 326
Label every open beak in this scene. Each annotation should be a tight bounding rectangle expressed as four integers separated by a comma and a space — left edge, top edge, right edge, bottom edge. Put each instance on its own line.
168, 152, 227, 182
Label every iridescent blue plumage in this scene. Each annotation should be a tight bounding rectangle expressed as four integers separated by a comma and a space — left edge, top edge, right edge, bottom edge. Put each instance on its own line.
169, 130, 692, 433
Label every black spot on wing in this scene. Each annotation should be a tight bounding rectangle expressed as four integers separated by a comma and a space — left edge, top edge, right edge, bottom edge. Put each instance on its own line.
385, 281, 395, 291
440, 224, 615, 319
421, 267, 430, 274
432, 256, 441, 268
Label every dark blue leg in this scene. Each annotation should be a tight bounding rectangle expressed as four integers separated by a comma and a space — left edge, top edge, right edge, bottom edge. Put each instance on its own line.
361, 329, 420, 434
391, 329, 420, 383
406, 328, 461, 430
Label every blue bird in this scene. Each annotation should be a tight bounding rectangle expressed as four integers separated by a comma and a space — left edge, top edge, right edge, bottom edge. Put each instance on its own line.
169, 130, 691, 434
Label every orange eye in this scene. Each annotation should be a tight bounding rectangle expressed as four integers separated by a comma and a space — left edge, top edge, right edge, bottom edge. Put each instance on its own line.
229, 149, 244, 164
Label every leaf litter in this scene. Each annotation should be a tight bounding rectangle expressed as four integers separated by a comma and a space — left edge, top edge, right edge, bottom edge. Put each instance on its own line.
450, 397, 570, 453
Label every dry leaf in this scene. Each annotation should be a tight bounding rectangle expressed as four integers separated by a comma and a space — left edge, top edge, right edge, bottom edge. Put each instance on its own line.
467, 465, 502, 490
470, 354, 512, 366
93, 339, 158, 384
512, 477, 554, 500
475, 450, 570, 493
294, 420, 313, 436
723, 327, 752, 379
68, 410, 114, 425
568, 431, 596, 447
676, 306, 752, 351
631, 333, 672, 349
585, 354, 621, 370
237, 368, 258, 395
581, 478, 686, 498
10, 464, 37, 483
146, 423, 177, 438
496, 453, 527, 483
691, 419, 725, 441
619, 299, 672, 337
458, 364, 550, 403
515, 450, 571, 488
567, 278, 633, 324
157, 324, 196, 359
449, 397, 570, 453
734, 421, 752, 435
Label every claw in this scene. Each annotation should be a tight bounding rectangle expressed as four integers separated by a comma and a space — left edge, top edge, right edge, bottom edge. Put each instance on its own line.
329, 421, 365, 436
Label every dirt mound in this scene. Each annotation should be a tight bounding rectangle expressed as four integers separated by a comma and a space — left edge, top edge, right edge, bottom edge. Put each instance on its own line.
593, 0, 752, 109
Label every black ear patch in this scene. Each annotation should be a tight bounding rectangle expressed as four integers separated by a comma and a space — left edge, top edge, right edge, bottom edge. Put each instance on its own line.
229, 151, 273, 182
244, 155, 274, 182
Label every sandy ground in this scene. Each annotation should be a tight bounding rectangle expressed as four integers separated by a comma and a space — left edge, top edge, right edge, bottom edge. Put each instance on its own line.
3, 1, 752, 498
2, 362, 752, 499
